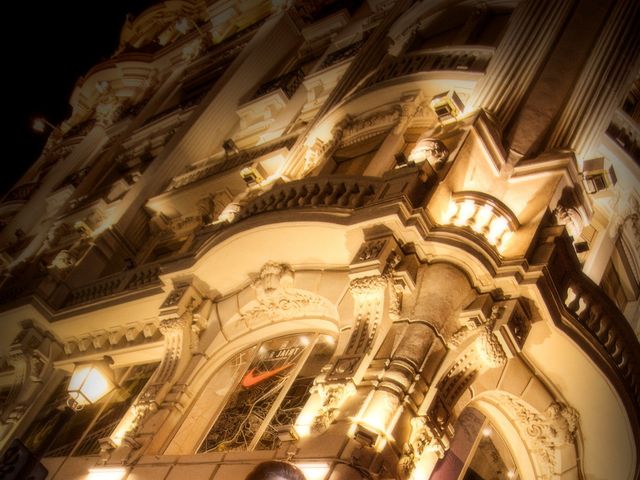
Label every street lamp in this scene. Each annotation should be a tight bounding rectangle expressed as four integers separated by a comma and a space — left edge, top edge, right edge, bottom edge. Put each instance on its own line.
31, 116, 59, 134
66, 356, 117, 411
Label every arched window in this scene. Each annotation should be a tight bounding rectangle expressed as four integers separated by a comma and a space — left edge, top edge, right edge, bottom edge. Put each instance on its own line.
430, 407, 518, 480
198, 333, 335, 452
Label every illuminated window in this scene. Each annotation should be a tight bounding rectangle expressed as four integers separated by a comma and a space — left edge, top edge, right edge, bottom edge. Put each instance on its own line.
198, 334, 334, 453
431, 408, 518, 480
21, 362, 157, 457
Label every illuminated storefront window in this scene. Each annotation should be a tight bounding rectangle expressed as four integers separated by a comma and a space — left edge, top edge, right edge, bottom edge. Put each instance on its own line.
199, 333, 334, 452
21, 362, 157, 457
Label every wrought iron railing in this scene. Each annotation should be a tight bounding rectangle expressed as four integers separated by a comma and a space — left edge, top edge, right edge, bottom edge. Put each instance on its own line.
318, 39, 366, 70
63, 263, 162, 308
250, 68, 305, 100
364, 46, 493, 89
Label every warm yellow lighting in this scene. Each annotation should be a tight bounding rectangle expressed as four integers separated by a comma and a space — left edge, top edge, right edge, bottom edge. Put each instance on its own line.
472, 204, 493, 232
296, 462, 330, 480
454, 200, 475, 226
507, 469, 517, 479
482, 426, 492, 437
498, 230, 513, 253
67, 358, 116, 411
486, 216, 508, 245
442, 199, 459, 223
87, 467, 128, 480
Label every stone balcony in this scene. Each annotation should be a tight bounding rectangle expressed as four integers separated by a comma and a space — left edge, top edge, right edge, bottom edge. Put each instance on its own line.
532, 226, 640, 441
440, 191, 519, 254
362, 45, 494, 90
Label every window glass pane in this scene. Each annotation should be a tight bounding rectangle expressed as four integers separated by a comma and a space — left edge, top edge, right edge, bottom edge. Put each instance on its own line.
256, 335, 334, 450
74, 362, 158, 455
199, 334, 334, 453
463, 423, 517, 480
21, 362, 157, 458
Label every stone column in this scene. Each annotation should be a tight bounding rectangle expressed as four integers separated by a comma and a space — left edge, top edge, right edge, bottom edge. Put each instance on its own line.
353, 262, 475, 450
547, 0, 640, 161
467, 0, 573, 128
300, 234, 405, 437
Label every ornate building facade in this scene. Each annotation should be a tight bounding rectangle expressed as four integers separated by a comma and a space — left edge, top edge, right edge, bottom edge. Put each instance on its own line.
0, 0, 639, 479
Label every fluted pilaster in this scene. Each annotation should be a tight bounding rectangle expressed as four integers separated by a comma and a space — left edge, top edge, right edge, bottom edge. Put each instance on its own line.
467, 0, 573, 127
548, 0, 640, 161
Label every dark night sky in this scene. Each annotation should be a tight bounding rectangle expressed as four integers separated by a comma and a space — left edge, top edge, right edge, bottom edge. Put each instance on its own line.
2, 1, 160, 196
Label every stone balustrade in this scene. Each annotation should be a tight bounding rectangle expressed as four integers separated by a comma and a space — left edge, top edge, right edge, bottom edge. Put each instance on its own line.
441, 191, 518, 253
539, 230, 640, 420
239, 176, 382, 220
167, 136, 297, 191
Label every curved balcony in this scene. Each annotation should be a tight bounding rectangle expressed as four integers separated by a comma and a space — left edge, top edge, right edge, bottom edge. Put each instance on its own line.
441, 191, 519, 254
236, 167, 429, 222
536, 228, 640, 441
362, 46, 493, 91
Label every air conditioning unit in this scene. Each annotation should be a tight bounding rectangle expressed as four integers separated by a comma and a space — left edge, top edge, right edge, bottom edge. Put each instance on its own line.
240, 165, 265, 186
430, 90, 464, 121
582, 158, 617, 194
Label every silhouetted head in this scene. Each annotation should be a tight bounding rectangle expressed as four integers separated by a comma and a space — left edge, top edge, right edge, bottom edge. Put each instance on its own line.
245, 460, 307, 480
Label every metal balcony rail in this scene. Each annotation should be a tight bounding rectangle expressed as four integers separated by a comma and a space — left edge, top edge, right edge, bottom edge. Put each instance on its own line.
250, 67, 305, 101
364, 46, 493, 88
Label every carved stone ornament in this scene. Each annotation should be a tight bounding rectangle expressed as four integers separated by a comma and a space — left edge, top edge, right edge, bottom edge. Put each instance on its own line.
0, 322, 60, 429
409, 136, 449, 169
181, 38, 204, 62
310, 382, 355, 433
123, 280, 209, 441
239, 263, 336, 327
95, 82, 126, 127
398, 416, 445, 479
500, 395, 579, 479
553, 205, 584, 239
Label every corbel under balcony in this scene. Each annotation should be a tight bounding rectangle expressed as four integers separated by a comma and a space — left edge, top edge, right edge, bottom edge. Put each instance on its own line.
235, 89, 290, 142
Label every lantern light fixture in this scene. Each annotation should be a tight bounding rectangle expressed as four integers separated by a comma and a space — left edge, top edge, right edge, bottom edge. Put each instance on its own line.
32, 116, 58, 134
67, 356, 117, 411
